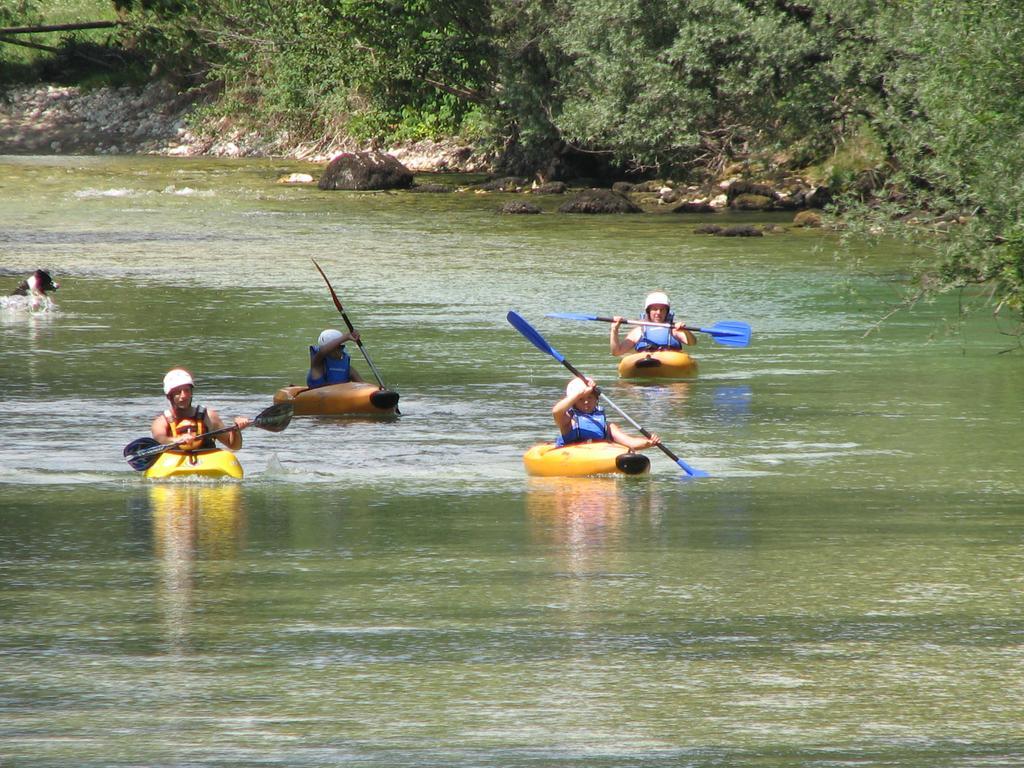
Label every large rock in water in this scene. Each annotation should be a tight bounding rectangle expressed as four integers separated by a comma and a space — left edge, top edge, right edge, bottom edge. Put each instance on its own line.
558, 189, 642, 214
318, 151, 414, 190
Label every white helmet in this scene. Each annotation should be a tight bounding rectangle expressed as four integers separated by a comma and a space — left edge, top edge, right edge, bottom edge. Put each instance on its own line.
644, 291, 670, 311
163, 368, 194, 395
565, 377, 591, 400
317, 329, 344, 347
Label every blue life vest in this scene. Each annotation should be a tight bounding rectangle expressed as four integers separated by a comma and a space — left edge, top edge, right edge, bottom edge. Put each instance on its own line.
635, 312, 682, 351
307, 345, 352, 388
556, 407, 609, 446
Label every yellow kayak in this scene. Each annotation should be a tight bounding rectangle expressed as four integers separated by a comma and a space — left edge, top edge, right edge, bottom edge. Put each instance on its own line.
144, 449, 244, 480
273, 381, 399, 416
523, 442, 650, 477
618, 349, 697, 379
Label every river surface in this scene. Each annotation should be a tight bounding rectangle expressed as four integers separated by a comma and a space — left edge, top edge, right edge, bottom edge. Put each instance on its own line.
1, 155, 1023, 767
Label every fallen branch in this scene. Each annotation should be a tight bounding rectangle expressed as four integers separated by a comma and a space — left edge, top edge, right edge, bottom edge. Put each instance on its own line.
0, 21, 121, 35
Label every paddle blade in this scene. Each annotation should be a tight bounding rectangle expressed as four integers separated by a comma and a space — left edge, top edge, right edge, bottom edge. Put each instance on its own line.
506, 311, 565, 363
545, 312, 599, 322
676, 459, 710, 478
252, 403, 293, 432
615, 452, 651, 475
124, 437, 163, 471
701, 321, 751, 347
369, 389, 400, 410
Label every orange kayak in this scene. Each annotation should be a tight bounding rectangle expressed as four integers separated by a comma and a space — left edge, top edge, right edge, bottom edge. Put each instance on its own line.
273, 381, 399, 415
617, 350, 697, 379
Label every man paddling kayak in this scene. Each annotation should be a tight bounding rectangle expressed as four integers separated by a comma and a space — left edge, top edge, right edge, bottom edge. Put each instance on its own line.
609, 291, 696, 355
151, 368, 251, 451
554, 377, 662, 451
307, 328, 366, 388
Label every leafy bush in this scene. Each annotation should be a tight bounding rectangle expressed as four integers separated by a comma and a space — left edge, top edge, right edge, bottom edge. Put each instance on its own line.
116, 0, 492, 147
840, 0, 1024, 325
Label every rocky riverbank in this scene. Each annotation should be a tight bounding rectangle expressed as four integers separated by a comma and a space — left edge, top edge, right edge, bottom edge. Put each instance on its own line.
0, 82, 191, 156
0, 81, 830, 226
0, 81, 491, 171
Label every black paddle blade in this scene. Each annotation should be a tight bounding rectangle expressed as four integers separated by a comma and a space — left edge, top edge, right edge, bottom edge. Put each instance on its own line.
369, 389, 400, 410
124, 437, 162, 471
615, 452, 651, 475
252, 402, 293, 432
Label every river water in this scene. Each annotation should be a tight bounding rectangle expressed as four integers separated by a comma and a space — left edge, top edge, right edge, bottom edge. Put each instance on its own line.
1, 155, 1022, 767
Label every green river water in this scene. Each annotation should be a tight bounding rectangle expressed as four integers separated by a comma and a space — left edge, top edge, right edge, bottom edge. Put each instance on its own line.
1, 155, 1023, 767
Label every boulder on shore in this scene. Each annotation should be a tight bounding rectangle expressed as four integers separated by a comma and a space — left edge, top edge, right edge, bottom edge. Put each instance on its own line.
318, 151, 414, 190
726, 180, 781, 205
730, 193, 776, 211
530, 181, 568, 195
671, 200, 715, 214
793, 210, 824, 228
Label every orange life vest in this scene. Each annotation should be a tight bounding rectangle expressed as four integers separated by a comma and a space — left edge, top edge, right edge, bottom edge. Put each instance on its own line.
165, 406, 214, 451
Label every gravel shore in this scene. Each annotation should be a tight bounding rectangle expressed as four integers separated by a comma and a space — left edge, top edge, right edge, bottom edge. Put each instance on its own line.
0, 81, 489, 171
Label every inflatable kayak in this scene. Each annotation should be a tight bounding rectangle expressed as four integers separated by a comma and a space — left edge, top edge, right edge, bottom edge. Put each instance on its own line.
144, 449, 244, 480
273, 381, 399, 416
618, 350, 697, 379
523, 442, 651, 477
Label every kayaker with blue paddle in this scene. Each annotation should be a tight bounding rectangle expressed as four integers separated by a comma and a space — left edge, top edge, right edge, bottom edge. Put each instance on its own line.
609, 291, 696, 356
555, 377, 662, 451
307, 328, 366, 388
151, 368, 251, 451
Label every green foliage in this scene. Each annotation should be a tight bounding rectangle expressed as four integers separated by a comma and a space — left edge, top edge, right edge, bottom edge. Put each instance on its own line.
0, 0, 42, 27
114, 0, 897, 169
485, 0, 894, 172
116, 0, 493, 145
841, 0, 1024, 323
0, 0, 139, 85
807, 121, 888, 192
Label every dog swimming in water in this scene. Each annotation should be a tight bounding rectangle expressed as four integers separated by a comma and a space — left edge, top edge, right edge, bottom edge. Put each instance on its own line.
5, 269, 60, 311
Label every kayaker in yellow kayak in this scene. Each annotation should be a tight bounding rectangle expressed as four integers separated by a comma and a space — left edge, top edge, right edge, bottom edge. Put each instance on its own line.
151, 368, 251, 451
609, 291, 697, 355
554, 377, 662, 450
307, 328, 366, 388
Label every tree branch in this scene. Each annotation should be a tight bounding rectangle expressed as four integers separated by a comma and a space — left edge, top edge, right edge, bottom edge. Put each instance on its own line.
422, 76, 487, 104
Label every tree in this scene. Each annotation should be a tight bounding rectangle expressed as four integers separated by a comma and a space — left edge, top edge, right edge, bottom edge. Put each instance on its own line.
847, 0, 1024, 327
485, 0, 898, 176
115, 0, 494, 145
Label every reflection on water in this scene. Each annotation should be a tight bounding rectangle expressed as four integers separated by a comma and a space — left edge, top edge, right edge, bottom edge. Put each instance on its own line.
1, 300, 60, 389
525, 477, 665, 567
147, 483, 246, 652
621, 379, 691, 402
712, 384, 752, 425
615, 381, 693, 442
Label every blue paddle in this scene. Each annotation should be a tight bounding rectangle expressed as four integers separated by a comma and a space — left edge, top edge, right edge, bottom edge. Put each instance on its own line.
507, 311, 709, 478
546, 312, 751, 347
